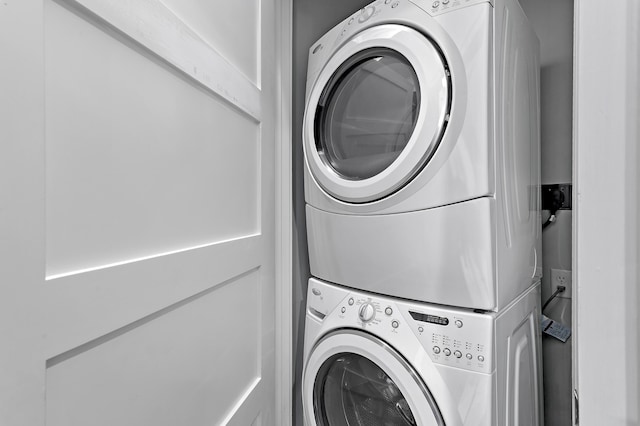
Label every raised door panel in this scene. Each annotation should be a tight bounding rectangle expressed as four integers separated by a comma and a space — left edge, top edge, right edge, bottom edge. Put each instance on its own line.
46, 271, 262, 426
45, 0, 260, 278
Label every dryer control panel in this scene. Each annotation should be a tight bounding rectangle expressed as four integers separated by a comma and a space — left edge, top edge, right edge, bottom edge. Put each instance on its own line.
332, 0, 410, 44
410, 0, 493, 16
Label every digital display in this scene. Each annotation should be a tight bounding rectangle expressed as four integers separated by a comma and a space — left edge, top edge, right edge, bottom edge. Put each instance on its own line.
409, 311, 449, 326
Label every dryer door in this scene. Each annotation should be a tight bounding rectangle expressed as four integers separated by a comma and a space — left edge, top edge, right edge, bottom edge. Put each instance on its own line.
303, 24, 451, 204
303, 330, 445, 426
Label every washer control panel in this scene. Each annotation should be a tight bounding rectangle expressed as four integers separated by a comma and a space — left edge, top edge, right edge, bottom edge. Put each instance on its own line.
307, 279, 494, 374
405, 306, 493, 373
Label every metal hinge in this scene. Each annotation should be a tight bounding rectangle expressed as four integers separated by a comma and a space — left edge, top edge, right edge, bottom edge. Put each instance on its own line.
573, 389, 579, 424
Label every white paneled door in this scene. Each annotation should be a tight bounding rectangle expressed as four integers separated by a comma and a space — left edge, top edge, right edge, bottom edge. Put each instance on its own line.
0, 0, 288, 425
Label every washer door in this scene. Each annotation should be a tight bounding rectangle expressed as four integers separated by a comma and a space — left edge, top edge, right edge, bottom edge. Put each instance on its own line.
304, 24, 451, 203
303, 330, 445, 426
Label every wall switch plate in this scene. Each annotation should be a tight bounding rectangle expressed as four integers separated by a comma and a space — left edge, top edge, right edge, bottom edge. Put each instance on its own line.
550, 269, 572, 298
542, 183, 572, 210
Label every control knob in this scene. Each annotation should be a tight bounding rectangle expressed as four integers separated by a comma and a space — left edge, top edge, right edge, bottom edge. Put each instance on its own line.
358, 5, 376, 23
358, 302, 376, 323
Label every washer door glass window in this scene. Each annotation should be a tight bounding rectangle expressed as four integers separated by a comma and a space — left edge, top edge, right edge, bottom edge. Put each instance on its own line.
314, 353, 417, 426
315, 48, 420, 180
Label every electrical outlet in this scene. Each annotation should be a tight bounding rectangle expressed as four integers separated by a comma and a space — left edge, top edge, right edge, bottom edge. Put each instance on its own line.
542, 183, 572, 210
550, 269, 572, 298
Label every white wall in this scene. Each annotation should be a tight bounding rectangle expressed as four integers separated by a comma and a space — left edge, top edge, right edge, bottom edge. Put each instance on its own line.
517, 1, 574, 424
574, 0, 639, 424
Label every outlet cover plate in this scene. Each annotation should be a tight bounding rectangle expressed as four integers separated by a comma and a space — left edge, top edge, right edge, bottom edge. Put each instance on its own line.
550, 268, 572, 298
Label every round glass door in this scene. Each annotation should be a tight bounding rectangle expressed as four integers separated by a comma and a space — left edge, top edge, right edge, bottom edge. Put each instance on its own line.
314, 353, 418, 425
315, 48, 421, 181
303, 330, 445, 426
304, 24, 451, 203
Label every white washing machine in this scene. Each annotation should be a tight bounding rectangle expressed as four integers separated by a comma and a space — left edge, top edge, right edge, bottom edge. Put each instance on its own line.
303, 0, 541, 311
302, 278, 543, 426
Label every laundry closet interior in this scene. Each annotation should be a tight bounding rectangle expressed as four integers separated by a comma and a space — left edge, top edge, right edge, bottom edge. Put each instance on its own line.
292, 0, 574, 424
0, 0, 637, 425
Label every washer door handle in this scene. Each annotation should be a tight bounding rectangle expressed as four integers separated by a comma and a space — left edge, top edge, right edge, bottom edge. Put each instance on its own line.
395, 401, 417, 426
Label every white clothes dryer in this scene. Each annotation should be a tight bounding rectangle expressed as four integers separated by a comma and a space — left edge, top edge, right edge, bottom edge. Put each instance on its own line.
303, 0, 541, 311
302, 278, 543, 426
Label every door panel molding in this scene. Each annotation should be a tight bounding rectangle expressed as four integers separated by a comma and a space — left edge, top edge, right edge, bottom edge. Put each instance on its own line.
44, 235, 261, 358
53, 0, 262, 121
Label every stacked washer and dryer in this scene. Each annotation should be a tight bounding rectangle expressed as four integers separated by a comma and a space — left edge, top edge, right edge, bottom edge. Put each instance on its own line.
301, 0, 542, 424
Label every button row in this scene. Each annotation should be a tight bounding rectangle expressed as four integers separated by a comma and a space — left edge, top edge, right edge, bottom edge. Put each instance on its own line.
432, 346, 485, 362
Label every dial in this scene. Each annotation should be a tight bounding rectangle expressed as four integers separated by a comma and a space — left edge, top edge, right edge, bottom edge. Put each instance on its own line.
358, 303, 376, 322
358, 5, 376, 23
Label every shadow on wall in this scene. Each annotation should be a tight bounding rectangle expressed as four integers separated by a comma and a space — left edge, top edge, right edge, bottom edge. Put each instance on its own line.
292, 0, 372, 424
540, 62, 573, 186
539, 58, 573, 426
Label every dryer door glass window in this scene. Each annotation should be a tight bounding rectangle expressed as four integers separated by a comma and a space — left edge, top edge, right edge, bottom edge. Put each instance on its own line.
315, 48, 420, 180
313, 352, 417, 426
